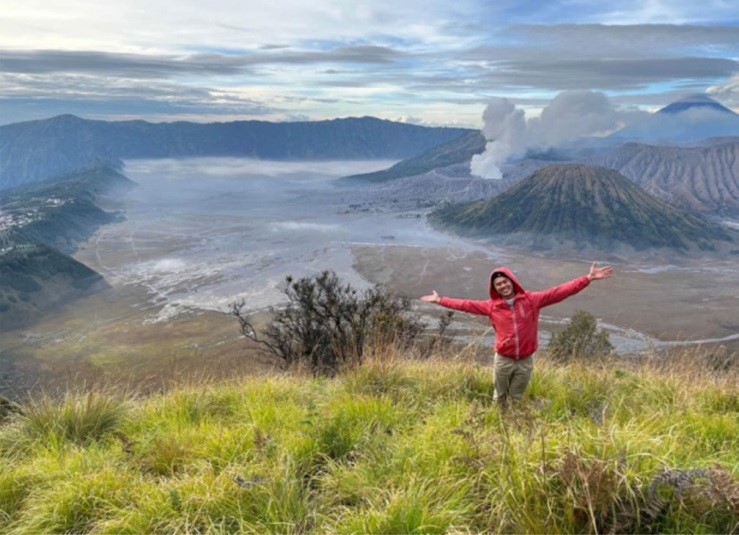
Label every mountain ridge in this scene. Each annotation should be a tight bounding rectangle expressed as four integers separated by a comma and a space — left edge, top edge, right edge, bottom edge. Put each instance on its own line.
340, 131, 486, 184
0, 115, 474, 188
584, 140, 739, 216
341, 129, 739, 218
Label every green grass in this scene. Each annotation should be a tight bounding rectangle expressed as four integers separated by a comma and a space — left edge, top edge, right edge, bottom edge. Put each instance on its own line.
0, 352, 736, 534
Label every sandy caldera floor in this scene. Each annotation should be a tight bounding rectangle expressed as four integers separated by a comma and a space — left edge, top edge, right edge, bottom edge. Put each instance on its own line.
3, 242, 737, 399
351, 244, 739, 344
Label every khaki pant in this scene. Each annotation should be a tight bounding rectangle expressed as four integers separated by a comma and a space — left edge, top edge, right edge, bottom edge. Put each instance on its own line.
494, 353, 534, 407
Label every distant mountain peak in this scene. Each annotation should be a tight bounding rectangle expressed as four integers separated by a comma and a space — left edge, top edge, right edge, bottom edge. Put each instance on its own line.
48, 114, 85, 122
658, 94, 737, 116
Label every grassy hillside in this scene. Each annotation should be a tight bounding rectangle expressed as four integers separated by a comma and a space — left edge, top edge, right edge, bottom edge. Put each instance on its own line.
1, 349, 736, 533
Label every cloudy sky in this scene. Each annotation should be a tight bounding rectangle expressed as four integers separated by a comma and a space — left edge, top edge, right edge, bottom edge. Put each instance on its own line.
1, 0, 737, 126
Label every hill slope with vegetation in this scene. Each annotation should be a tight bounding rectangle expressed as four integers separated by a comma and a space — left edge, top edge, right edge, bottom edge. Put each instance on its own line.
0, 349, 736, 533
430, 164, 735, 252
340, 131, 486, 184
0, 166, 133, 330
0, 233, 103, 331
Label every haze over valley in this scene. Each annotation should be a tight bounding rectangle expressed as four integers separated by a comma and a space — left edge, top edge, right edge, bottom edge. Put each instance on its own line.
76, 157, 465, 318
3, 138, 738, 397
1, 93, 738, 397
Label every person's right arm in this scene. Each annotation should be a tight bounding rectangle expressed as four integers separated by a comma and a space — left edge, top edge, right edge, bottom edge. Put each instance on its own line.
420, 291, 491, 315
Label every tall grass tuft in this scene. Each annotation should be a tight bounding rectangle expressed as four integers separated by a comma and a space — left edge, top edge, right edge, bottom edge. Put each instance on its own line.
0, 390, 129, 457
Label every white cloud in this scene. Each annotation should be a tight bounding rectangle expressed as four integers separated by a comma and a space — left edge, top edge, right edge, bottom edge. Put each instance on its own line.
124, 157, 398, 179
532, 90, 625, 144
592, 0, 738, 25
0, 0, 483, 53
0, 1, 736, 124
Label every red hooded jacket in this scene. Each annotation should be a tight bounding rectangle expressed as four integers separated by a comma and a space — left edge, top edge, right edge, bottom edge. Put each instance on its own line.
439, 267, 590, 360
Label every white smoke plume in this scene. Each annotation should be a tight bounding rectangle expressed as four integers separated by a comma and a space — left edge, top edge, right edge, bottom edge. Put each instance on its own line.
469, 98, 528, 179
470, 90, 628, 179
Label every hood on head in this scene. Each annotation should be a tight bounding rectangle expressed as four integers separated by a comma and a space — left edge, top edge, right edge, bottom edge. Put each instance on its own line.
489, 266, 525, 300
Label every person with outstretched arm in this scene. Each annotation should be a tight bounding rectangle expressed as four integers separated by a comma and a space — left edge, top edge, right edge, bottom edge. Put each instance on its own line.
420, 262, 613, 407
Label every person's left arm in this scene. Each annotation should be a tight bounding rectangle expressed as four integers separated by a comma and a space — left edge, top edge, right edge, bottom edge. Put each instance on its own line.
531, 262, 613, 308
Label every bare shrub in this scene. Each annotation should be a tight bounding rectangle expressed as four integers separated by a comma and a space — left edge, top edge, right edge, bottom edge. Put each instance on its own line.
417, 310, 454, 359
552, 450, 636, 533
230, 271, 450, 375
638, 466, 739, 533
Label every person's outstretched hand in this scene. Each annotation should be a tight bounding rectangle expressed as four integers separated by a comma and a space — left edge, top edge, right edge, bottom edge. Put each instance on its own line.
587, 262, 614, 281
420, 290, 441, 303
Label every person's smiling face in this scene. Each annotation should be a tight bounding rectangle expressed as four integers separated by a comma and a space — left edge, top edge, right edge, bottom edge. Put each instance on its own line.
493, 276, 515, 299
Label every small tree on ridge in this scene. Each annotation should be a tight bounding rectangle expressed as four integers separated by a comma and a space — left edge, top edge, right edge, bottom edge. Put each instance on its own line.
547, 309, 613, 361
